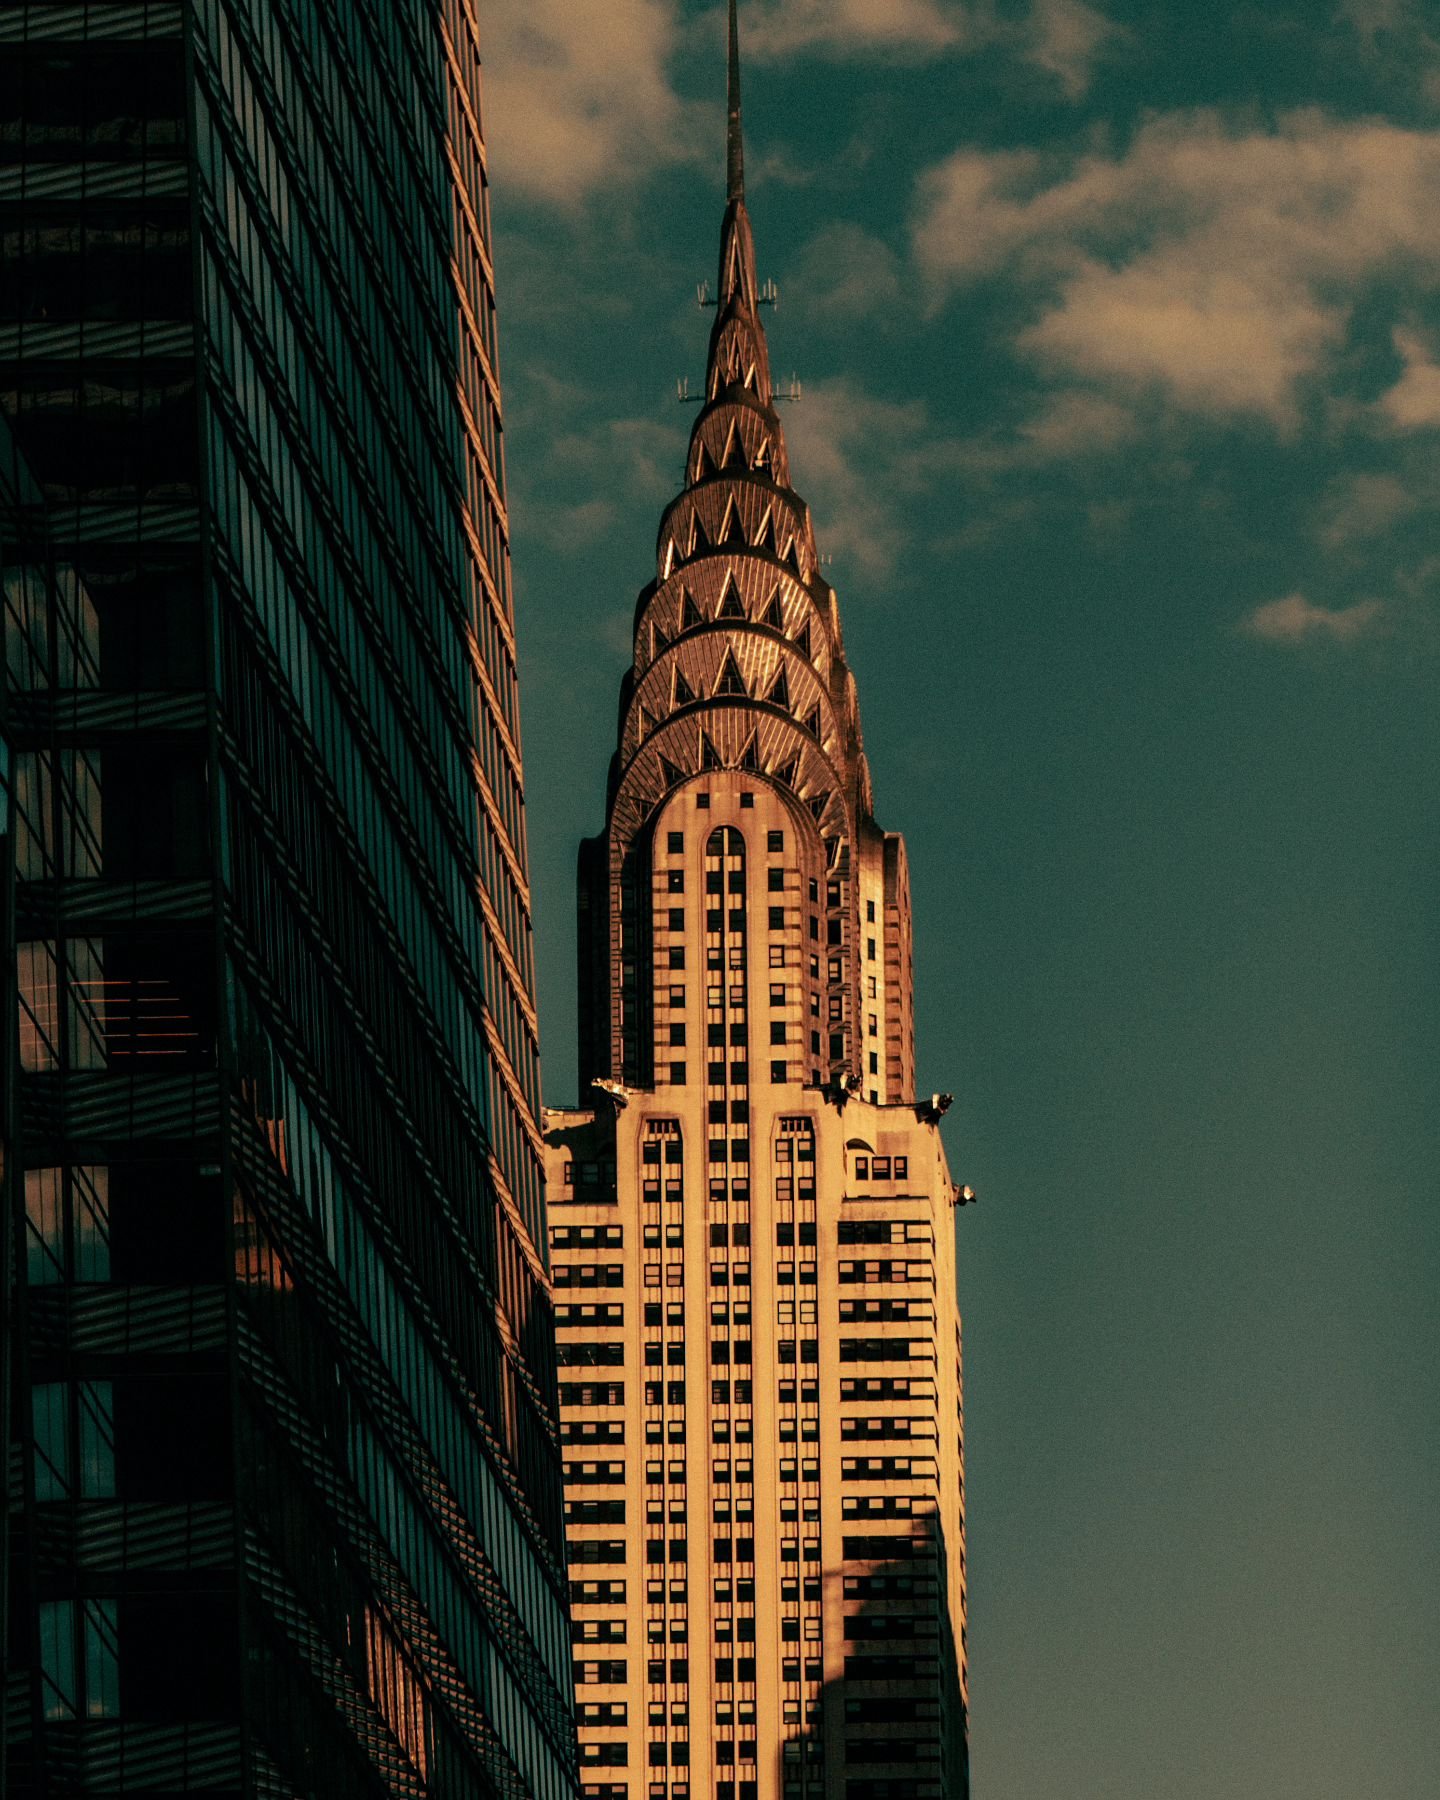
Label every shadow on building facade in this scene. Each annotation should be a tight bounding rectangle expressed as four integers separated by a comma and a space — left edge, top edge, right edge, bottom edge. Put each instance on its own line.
779, 1509, 968, 1800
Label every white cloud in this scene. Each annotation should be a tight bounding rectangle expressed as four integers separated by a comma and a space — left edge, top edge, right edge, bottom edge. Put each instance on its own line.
480, 1, 702, 206
510, 407, 687, 553
1334, 0, 1411, 43
1334, 0, 1440, 60
741, 0, 1119, 94
774, 376, 1130, 577
550, 415, 688, 502
1316, 470, 1421, 547
479, 0, 1123, 208
741, 0, 969, 58
786, 223, 904, 320
777, 373, 1030, 579
928, 388, 1139, 476
1014, 388, 1137, 456
781, 378, 928, 579
913, 111, 1440, 424
1378, 327, 1440, 429
1024, 0, 1124, 99
1238, 591, 1386, 643
532, 496, 618, 548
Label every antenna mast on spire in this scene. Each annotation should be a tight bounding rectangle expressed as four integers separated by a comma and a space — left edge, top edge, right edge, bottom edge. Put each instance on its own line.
727, 0, 744, 202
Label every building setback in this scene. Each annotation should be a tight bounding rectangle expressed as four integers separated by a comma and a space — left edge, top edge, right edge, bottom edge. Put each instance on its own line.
544, 9, 969, 1799
1, 4, 575, 1797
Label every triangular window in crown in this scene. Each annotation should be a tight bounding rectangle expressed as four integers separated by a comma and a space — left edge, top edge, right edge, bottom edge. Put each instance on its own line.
717, 575, 746, 620
766, 666, 791, 710
793, 620, 812, 659
693, 439, 716, 482
651, 622, 671, 658
723, 238, 743, 301
774, 756, 799, 789
784, 535, 803, 575
681, 589, 704, 632
720, 498, 747, 549
673, 668, 696, 707
755, 509, 777, 556
690, 511, 710, 554
760, 587, 784, 631
639, 706, 660, 741
739, 732, 761, 773
700, 732, 723, 771
715, 651, 747, 698
660, 757, 689, 790
802, 703, 822, 738
722, 423, 747, 471
808, 790, 830, 820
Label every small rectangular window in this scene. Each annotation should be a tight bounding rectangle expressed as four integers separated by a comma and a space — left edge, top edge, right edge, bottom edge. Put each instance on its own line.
670, 1062, 687, 1085
668, 832, 684, 853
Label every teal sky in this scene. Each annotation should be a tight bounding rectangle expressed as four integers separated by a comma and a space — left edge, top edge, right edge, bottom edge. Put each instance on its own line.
479, 3, 1440, 1794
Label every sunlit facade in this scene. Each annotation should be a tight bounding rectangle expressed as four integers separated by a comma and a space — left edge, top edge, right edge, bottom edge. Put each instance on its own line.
1, 4, 574, 1796
544, 10, 969, 1799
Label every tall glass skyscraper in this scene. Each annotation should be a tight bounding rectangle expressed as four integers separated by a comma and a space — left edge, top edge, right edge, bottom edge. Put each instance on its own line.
1, 5, 574, 1797
545, 8, 969, 1798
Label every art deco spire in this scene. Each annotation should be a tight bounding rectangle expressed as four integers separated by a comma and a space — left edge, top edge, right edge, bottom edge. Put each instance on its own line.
577, 0, 915, 1105
727, 0, 745, 202
556, 28, 966, 1788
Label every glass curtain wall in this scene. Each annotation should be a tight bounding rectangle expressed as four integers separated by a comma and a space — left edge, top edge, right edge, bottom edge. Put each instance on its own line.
1, 4, 574, 1796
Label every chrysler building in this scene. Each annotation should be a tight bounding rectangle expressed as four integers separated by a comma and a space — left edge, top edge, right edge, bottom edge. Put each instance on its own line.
543, 7, 970, 1797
